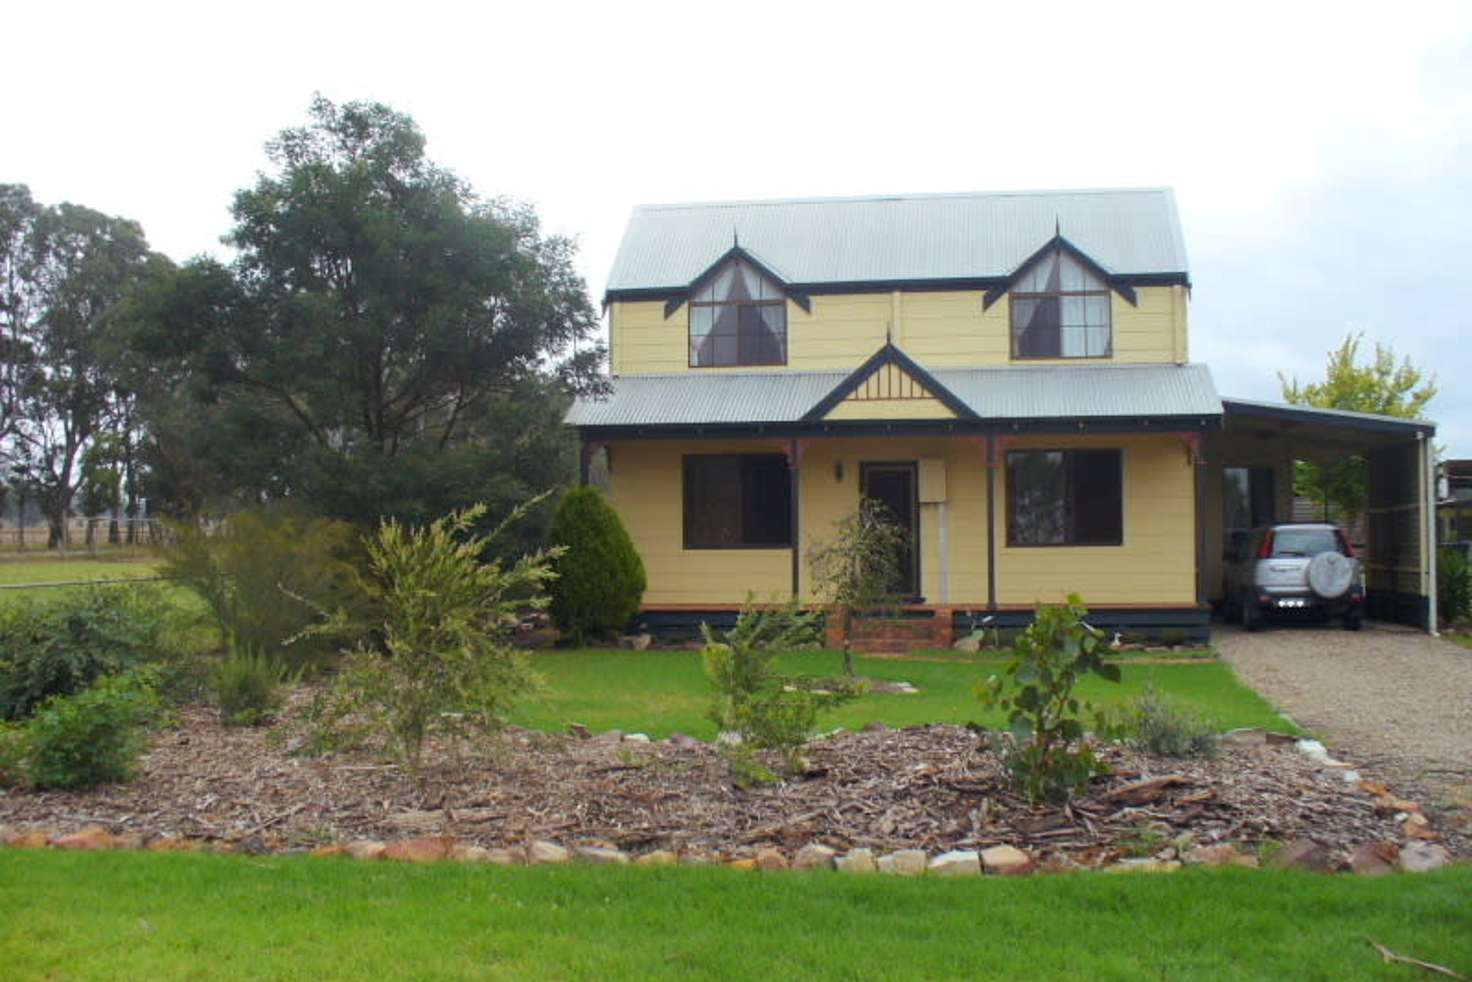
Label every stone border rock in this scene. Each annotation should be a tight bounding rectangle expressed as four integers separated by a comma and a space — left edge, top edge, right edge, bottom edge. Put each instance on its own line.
3, 826, 1454, 877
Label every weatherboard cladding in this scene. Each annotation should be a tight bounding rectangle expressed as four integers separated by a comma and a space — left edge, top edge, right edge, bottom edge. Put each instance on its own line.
605, 188, 1188, 294
565, 363, 1223, 428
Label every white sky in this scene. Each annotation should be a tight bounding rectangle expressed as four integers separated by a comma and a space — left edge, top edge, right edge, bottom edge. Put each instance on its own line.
7, 0, 1469, 453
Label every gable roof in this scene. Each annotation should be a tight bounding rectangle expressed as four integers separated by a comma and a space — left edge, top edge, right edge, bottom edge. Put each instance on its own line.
566, 361, 1222, 430
605, 188, 1189, 299
803, 343, 978, 421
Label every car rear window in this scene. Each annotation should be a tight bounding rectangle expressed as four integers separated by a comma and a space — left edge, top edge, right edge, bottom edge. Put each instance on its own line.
1271, 529, 1343, 557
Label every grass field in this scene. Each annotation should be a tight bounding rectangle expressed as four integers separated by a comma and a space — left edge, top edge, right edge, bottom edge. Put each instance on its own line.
508, 649, 1296, 738
0, 851, 1466, 980
0, 555, 162, 586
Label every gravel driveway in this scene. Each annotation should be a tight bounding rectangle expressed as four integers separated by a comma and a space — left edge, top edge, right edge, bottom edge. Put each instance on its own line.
1216, 622, 1472, 845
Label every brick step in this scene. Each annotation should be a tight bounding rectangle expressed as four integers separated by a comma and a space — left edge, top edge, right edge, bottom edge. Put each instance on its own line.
851, 620, 941, 638
850, 638, 924, 655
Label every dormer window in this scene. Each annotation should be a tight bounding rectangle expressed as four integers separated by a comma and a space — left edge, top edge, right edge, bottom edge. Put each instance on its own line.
689, 258, 787, 367
1010, 248, 1112, 359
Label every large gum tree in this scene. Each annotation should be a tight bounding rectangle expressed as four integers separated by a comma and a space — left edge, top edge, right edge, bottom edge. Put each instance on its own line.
125, 96, 605, 537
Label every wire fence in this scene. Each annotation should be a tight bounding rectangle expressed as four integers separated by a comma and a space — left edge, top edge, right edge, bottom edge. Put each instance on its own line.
0, 518, 170, 557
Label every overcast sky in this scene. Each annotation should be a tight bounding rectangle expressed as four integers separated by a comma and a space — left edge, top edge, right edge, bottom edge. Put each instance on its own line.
8, 0, 1469, 454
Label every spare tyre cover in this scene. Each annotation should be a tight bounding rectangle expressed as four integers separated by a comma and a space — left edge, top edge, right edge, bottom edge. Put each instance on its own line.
1307, 551, 1354, 599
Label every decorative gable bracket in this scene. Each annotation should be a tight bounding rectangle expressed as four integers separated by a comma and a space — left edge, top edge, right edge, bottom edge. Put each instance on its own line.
981, 234, 1138, 311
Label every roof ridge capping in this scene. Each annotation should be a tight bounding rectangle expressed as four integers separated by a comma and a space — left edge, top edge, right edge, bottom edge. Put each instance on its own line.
634, 186, 1176, 212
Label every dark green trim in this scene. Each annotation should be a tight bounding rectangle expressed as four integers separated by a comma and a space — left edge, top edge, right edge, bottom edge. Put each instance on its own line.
954, 607, 1211, 645
1223, 400, 1435, 437
801, 343, 979, 422
603, 270, 1190, 307
576, 415, 1218, 442
981, 235, 1139, 311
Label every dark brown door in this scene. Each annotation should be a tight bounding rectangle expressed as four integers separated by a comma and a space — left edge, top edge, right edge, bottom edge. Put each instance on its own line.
860, 462, 920, 598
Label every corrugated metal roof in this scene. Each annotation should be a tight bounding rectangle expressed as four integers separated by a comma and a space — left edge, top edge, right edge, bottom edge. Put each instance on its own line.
606, 188, 1188, 293
934, 363, 1220, 420
564, 371, 846, 426
567, 363, 1221, 428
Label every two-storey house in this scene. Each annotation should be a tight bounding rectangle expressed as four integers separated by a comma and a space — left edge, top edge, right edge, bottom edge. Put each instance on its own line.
568, 189, 1440, 641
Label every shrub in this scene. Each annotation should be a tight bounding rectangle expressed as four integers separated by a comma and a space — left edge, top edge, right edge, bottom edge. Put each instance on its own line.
546, 487, 646, 644
164, 504, 367, 671
26, 667, 163, 789
211, 648, 295, 726
1438, 547, 1471, 624
311, 502, 558, 777
0, 722, 27, 788
978, 595, 1120, 803
808, 498, 910, 676
702, 600, 858, 778
0, 587, 169, 721
1120, 686, 1219, 759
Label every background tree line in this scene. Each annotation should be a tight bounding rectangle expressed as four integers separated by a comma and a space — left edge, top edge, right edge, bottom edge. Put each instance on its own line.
0, 96, 605, 551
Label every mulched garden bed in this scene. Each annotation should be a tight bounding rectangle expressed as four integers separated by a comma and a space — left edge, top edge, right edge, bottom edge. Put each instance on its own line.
2, 686, 1451, 868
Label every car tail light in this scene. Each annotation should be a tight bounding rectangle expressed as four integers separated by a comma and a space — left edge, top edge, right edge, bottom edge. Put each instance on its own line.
1258, 531, 1275, 559
1337, 531, 1356, 557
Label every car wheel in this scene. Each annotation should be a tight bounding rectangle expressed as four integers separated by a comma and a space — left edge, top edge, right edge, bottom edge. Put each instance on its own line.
1344, 610, 1363, 631
1241, 593, 1263, 632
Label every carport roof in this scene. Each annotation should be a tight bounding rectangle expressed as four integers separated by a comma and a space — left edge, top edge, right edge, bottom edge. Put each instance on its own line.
1222, 399, 1435, 438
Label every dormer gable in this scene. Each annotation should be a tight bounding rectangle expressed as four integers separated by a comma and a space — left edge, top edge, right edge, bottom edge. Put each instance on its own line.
983, 236, 1138, 361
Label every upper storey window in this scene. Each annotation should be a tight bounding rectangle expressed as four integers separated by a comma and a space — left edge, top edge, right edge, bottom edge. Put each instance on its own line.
1010, 248, 1112, 359
689, 259, 787, 367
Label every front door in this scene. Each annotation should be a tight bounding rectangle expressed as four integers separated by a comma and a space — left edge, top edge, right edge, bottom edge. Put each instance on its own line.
860, 462, 920, 598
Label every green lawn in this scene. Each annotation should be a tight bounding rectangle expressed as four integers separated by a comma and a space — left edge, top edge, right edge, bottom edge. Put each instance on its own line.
510, 649, 1297, 738
0, 555, 162, 586
1, 851, 1465, 980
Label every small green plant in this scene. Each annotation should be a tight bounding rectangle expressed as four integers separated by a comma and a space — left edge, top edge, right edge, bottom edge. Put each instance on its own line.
311, 501, 558, 778
1126, 686, 1219, 759
0, 721, 27, 787
978, 595, 1120, 803
164, 504, 368, 671
25, 667, 163, 789
0, 587, 169, 720
1119, 823, 1169, 858
702, 599, 859, 777
546, 486, 646, 644
211, 648, 295, 727
1438, 547, 1471, 624
808, 498, 911, 677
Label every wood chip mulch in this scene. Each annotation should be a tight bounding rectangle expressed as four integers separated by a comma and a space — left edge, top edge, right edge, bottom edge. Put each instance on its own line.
2, 687, 1438, 865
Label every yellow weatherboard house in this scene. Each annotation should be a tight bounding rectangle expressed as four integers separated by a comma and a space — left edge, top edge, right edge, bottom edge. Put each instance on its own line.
568, 189, 1440, 641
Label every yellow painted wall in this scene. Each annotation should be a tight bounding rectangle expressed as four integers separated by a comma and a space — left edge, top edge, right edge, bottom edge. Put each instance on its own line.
612, 285, 1188, 375
824, 397, 956, 421
607, 433, 1198, 610
994, 434, 1197, 606
798, 437, 989, 606
606, 440, 791, 605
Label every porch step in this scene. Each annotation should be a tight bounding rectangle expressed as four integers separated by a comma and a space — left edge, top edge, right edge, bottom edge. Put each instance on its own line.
843, 611, 954, 654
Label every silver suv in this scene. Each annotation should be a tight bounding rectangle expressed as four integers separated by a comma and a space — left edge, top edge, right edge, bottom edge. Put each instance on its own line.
1223, 523, 1365, 631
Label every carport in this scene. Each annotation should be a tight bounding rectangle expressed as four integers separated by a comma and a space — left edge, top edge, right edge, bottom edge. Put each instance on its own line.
1200, 399, 1438, 632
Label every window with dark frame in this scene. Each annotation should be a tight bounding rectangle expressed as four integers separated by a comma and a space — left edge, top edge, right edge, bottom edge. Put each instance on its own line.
689, 259, 787, 367
683, 454, 792, 548
1010, 248, 1112, 359
1006, 449, 1123, 546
